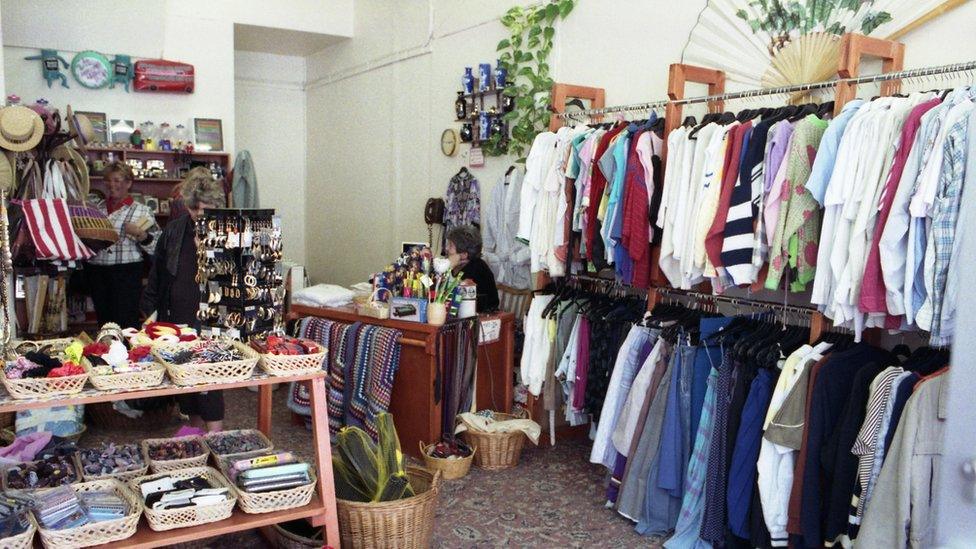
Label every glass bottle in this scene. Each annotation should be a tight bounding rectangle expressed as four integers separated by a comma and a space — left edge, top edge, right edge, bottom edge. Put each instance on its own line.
460, 123, 473, 143
489, 107, 504, 138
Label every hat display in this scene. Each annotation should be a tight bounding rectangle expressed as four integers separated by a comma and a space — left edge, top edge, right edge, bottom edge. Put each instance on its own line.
0, 106, 44, 152
66, 105, 93, 153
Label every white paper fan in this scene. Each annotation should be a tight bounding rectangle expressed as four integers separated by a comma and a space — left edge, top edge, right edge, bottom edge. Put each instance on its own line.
684, 0, 950, 87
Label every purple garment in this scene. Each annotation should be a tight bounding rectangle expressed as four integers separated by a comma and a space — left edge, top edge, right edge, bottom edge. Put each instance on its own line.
763, 121, 796, 247
573, 316, 591, 409
0, 431, 52, 464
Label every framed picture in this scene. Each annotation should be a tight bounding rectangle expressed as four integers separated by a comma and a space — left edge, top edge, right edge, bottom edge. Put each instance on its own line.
144, 196, 160, 214
76, 111, 108, 144
109, 118, 134, 144
193, 118, 223, 151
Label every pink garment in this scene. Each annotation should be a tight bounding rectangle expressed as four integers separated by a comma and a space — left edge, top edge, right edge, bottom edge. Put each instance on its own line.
0, 431, 52, 463
174, 425, 207, 437
572, 316, 590, 409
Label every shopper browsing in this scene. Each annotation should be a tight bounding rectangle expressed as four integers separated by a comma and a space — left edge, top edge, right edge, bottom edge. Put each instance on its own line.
445, 225, 499, 312
86, 161, 160, 328
142, 167, 227, 431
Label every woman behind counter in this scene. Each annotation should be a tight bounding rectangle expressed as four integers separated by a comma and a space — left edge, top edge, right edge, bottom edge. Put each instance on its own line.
85, 162, 160, 329
445, 225, 499, 313
141, 167, 226, 431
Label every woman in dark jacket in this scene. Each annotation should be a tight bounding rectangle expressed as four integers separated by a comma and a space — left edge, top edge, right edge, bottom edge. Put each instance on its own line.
445, 225, 499, 312
141, 167, 225, 431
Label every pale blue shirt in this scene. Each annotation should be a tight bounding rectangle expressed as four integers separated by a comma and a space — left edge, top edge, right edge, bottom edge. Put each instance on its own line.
806, 99, 864, 205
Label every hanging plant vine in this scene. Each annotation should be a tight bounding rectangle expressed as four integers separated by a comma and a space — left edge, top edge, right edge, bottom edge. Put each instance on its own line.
492, 0, 576, 160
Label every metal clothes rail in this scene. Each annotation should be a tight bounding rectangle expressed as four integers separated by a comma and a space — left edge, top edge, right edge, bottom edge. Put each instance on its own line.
557, 59, 976, 120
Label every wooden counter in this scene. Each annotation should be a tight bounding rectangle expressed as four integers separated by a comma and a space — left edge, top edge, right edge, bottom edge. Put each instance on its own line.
289, 305, 514, 458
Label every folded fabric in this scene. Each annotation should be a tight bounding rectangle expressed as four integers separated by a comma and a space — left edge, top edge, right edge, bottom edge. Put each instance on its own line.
0, 431, 53, 464
292, 284, 355, 308
454, 412, 541, 445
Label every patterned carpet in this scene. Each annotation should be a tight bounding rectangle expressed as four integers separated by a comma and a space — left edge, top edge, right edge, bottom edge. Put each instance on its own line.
83, 387, 659, 548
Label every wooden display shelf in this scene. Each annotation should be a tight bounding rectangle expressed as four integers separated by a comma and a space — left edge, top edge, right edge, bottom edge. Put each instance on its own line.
91, 175, 184, 183
0, 369, 340, 545
86, 146, 229, 157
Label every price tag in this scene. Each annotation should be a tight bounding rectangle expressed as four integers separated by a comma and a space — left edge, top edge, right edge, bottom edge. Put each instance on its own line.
227, 328, 241, 339
206, 250, 215, 259
211, 327, 221, 337
242, 230, 253, 247
420, 274, 433, 288
479, 318, 501, 344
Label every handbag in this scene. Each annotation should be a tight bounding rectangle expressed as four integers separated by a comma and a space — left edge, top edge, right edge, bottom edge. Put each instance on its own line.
59, 159, 119, 252
18, 161, 94, 262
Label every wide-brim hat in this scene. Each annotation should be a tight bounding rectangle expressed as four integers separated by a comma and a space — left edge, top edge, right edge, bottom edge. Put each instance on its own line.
52, 144, 90, 199
0, 106, 44, 152
0, 150, 13, 194
67, 105, 93, 154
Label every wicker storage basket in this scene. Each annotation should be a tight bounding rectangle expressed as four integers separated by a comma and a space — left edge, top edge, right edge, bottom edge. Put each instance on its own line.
152, 340, 259, 386
128, 466, 237, 532
233, 468, 316, 515
33, 479, 142, 549
203, 429, 274, 459
0, 520, 35, 549
74, 447, 148, 483
3, 338, 88, 399
142, 435, 210, 473
336, 466, 440, 549
85, 401, 177, 431
1, 456, 82, 493
273, 521, 323, 549
83, 360, 166, 392
258, 343, 327, 377
460, 413, 527, 470
419, 442, 473, 480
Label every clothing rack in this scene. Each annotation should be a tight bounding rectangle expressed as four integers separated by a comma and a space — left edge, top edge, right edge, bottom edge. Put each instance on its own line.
556, 59, 976, 121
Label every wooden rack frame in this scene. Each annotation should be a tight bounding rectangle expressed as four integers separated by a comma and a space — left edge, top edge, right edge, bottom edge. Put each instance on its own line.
834, 33, 905, 114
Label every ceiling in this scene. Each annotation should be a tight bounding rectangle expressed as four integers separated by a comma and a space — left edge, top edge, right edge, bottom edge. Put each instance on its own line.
234, 23, 346, 57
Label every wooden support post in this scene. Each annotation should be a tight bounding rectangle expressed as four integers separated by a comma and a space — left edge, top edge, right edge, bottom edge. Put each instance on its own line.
834, 33, 905, 115
257, 384, 273, 437
308, 376, 340, 545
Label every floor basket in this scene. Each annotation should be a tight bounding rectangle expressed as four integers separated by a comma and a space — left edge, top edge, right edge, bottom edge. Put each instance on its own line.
272, 520, 323, 548
0, 520, 35, 549
142, 435, 210, 473
128, 466, 237, 532
258, 343, 327, 377
33, 479, 142, 548
419, 442, 473, 480
336, 467, 440, 549
461, 413, 527, 470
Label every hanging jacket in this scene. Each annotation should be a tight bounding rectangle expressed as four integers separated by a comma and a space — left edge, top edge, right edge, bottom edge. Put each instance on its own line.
482, 169, 531, 289
231, 150, 259, 208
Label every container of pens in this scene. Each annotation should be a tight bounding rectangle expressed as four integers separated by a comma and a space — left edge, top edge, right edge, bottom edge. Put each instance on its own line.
0, 494, 35, 549
128, 466, 237, 531
142, 436, 209, 473
30, 480, 142, 549
427, 272, 463, 326
217, 450, 316, 514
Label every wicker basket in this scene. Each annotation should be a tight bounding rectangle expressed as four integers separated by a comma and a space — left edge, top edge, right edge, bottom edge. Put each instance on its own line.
203, 429, 274, 459
419, 442, 474, 480
0, 520, 35, 549
0, 369, 88, 400
1, 456, 82, 493
273, 521, 323, 549
336, 466, 440, 549
83, 360, 166, 392
142, 435, 210, 473
74, 447, 148, 483
460, 413, 527, 470
33, 479, 142, 548
152, 340, 259, 386
233, 468, 316, 515
258, 343, 327, 377
128, 466, 237, 532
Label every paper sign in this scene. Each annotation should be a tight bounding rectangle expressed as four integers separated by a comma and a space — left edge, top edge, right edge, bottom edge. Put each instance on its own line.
469, 147, 485, 168
479, 318, 500, 344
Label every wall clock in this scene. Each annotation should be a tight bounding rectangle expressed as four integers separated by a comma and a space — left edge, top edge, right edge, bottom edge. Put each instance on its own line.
441, 128, 459, 157
71, 50, 111, 89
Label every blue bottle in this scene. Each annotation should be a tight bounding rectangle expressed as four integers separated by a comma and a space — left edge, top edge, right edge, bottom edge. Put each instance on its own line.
478, 111, 489, 141
461, 67, 474, 94
478, 63, 491, 91
494, 60, 507, 89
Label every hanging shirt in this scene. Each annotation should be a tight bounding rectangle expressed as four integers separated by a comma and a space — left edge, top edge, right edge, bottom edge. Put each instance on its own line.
482, 169, 531, 289
722, 118, 772, 285
684, 122, 723, 283
658, 126, 690, 286
691, 123, 735, 281
517, 132, 558, 242
762, 121, 795, 249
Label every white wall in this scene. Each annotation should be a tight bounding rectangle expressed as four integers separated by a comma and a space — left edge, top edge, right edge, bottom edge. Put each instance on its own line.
304, 0, 976, 286
235, 51, 308, 265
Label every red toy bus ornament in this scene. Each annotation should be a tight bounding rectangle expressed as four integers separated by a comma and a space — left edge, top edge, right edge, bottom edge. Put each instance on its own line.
133, 59, 194, 93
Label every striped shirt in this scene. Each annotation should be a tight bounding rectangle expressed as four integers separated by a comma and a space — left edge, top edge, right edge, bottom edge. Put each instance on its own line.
722, 119, 773, 285
849, 366, 903, 527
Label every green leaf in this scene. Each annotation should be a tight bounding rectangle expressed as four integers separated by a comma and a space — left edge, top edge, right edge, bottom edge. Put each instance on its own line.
498, 52, 512, 63
528, 37, 540, 48
545, 3, 559, 21
502, 111, 518, 121
496, 39, 510, 51
558, 0, 574, 18
544, 26, 555, 40
528, 25, 542, 37
522, 51, 534, 61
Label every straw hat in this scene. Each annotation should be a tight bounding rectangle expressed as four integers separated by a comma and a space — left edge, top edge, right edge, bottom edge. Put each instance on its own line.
0, 151, 13, 194
0, 106, 44, 152
67, 105, 94, 154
